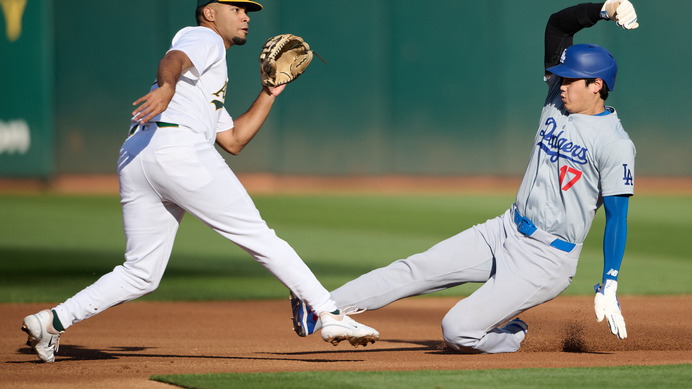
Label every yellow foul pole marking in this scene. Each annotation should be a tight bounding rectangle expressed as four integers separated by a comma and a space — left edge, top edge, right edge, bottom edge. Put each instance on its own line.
1, 0, 27, 42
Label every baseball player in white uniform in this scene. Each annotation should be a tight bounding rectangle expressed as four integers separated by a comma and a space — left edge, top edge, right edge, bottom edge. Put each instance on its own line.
21, 0, 378, 363
290, 1, 638, 353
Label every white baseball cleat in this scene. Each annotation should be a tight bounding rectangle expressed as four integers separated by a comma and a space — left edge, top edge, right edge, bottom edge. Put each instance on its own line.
22, 310, 63, 363
319, 310, 379, 347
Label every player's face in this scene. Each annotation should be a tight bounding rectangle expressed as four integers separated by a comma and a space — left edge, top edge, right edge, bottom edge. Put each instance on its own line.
559, 78, 603, 115
209, 3, 250, 48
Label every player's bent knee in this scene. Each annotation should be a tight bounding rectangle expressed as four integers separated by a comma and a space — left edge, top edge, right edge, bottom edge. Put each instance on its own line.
441, 315, 482, 351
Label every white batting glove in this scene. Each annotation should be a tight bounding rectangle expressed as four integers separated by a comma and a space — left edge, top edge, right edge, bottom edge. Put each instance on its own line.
601, 0, 639, 29
594, 279, 628, 339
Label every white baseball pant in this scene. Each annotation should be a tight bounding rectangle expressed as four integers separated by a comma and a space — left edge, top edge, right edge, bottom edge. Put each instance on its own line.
53, 124, 337, 328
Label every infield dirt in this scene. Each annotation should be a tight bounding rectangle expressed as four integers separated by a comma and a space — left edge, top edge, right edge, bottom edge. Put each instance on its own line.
2, 296, 691, 388
2, 175, 691, 387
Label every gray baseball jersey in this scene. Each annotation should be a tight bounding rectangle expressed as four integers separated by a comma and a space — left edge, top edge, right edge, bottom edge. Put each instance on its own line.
515, 75, 636, 243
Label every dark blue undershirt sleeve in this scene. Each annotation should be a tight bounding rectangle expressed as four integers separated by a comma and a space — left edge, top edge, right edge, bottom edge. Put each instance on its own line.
602, 195, 630, 283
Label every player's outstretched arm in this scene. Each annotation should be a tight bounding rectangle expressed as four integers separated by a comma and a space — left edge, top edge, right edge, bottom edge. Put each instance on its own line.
215, 84, 286, 155
131, 50, 193, 124
594, 195, 630, 339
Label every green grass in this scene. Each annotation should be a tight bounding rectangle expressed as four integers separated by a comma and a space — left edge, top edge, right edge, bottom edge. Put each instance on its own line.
1, 193, 691, 302
150, 364, 692, 389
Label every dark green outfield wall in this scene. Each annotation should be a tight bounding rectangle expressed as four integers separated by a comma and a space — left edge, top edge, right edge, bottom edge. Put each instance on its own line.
2, 0, 690, 177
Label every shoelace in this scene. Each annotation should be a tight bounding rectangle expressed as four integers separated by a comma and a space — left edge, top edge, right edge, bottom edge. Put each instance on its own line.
341, 306, 367, 316
53, 334, 61, 353
47, 332, 62, 353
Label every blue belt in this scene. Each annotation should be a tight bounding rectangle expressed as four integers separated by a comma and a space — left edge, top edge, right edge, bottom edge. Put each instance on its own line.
513, 209, 576, 253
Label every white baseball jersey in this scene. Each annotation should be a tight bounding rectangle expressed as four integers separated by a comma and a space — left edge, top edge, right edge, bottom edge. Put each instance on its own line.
142, 26, 234, 143
514, 75, 636, 243
53, 25, 340, 331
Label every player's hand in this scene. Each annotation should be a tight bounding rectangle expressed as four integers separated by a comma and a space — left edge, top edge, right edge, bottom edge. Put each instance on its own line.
600, 0, 639, 29
594, 279, 627, 339
132, 84, 175, 124
265, 84, 286, 97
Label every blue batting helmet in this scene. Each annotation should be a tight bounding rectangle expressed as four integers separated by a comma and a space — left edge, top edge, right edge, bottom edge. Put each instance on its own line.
547, 44, 618, 91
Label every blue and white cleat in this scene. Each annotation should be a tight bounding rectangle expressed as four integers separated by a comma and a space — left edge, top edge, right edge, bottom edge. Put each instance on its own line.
290, 292, 320, 337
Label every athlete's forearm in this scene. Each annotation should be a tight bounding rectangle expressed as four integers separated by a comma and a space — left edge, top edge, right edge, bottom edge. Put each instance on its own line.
545, 3, 604, 70
216, 87, 280, 155
602, 195, 629, 283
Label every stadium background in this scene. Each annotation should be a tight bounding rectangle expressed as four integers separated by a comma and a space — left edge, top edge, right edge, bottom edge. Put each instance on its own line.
1, 0, 690, 179
2, 2, 691, 386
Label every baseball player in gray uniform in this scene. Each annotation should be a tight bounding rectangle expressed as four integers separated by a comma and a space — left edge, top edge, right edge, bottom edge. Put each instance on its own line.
290, 0, 638, 353
21, 0, 378, 363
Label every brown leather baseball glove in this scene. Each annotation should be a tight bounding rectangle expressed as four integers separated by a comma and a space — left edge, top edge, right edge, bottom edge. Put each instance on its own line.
258, 34, 314, 87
